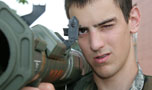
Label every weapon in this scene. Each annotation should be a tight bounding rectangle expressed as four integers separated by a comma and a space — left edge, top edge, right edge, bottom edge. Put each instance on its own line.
0, 1, 91, 90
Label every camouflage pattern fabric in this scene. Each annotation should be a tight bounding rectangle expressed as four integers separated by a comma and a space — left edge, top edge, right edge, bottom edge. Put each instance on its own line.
130, 65, 145, 90
72, 65, 145, 90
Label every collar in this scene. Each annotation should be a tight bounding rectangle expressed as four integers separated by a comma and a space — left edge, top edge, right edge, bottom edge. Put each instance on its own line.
130, 65, 145, 90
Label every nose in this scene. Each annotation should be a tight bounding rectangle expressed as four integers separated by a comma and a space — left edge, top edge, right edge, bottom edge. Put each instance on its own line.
89, 30, 105, 51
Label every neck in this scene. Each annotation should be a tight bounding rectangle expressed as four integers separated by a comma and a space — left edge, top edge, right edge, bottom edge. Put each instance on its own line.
94, 40, 138, 90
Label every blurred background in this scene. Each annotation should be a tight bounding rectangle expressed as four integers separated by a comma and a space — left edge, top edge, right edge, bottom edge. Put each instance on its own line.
133, 0, 152, 75
1, 0, 68, 38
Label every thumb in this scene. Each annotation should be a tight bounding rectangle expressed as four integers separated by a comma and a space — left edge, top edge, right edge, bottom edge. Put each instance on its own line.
38, 83, 55, 90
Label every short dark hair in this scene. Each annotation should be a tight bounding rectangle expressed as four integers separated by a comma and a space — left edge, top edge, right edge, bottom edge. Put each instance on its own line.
65, 0, 132, 23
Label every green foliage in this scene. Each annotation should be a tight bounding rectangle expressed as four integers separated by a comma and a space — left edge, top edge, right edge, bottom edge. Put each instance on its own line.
17, 0, 28, 4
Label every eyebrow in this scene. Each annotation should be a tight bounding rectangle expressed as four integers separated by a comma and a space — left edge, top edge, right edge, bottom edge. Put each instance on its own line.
93, 17, 117, 27
79, 25, 89, 31
78, 17, 117, 30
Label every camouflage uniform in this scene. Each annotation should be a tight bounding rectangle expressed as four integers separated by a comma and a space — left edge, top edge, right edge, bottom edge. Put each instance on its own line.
72, 65, 146, 90
130, 66, 145, 90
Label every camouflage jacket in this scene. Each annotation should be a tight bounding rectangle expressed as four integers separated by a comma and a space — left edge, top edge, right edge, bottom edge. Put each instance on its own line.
71, 66, 152, 90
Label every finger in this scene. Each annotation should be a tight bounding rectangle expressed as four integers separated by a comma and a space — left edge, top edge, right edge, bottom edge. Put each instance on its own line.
38, 83, 55, 90
21, 87, 40, 90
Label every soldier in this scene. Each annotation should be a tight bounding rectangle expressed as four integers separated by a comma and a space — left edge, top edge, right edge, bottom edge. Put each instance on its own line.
22, 0, 152, 90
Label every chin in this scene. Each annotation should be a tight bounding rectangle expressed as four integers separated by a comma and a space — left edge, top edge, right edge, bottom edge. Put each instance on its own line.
93, 65, 117, 79
94, 71, 115, 79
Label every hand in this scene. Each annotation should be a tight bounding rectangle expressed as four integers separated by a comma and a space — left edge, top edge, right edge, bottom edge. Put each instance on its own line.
21, 83, 55, 90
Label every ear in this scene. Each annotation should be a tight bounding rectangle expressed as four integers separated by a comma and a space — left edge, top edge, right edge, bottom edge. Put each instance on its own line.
128, 6, 140, 34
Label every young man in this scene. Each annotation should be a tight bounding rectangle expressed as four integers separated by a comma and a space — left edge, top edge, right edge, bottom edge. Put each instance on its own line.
22, 0, 152, 90
65, 0, 142, 90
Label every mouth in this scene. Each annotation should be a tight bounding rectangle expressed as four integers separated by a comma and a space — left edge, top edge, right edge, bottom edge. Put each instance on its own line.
94, 53, 111, 64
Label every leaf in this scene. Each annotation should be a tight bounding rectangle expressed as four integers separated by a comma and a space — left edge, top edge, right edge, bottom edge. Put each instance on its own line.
17, 0, 28, 4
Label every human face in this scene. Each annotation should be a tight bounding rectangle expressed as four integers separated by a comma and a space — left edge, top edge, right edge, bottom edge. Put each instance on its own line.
69, 0, 136, 79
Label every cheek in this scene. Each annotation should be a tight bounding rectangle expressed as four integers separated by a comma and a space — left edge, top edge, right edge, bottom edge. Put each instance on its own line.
106, 28, 131, 55
108, 29, 131, 59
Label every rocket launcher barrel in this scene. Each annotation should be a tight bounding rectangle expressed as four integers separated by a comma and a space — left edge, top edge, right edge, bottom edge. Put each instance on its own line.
0, 1, 91, 90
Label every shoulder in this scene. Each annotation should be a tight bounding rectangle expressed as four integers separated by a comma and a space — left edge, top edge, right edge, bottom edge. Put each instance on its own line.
142, 74, 152, 90
144, 74, 152, 84
71, 71, 97, 90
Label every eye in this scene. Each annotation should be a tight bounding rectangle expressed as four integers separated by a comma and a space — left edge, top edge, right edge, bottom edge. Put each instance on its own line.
78, 27, 89, 35
101, 24, 114, 30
